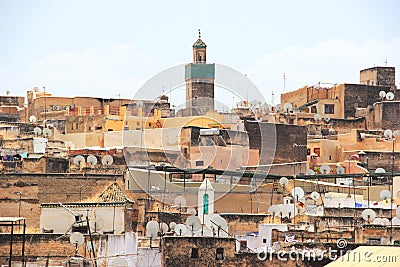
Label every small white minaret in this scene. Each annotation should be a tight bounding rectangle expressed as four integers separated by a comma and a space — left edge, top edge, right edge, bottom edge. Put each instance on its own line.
198, 178, 214, 224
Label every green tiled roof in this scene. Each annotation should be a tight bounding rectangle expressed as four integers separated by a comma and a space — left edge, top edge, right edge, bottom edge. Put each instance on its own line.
193, 38, 207, 48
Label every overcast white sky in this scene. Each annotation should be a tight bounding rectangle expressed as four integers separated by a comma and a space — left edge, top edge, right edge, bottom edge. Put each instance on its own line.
0, 0, 399, 105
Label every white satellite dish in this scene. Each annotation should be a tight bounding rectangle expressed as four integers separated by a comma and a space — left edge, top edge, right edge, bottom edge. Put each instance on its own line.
361, 209, 376, 223
394, 130, 400, 138
43, 128, 52, 137
381, 218, 390, 226
6, 89, 10, 95
160, 222, 169, 235
29, 115, 37, 123
375, 167, 386, 174
291, 187, 305, 200
336, 166, 345, 174
380, 189, 391, 201
174, 224, 187, 236
313, 114, 322, 122
320, 164, 331, 174
396, 206, 400, 219
33, 127, 42, 136
282, 204, 297, 218
101, 155, 113, 166
329, 128, 336, 135
87, 155, 98, 166
372, 218, 383, 225
187, 207, 197, 215
137, 100, 144, 108
205, 214, 228, 236
88, 213, 104, 232
169, 222, 177, 230
146, 221, 159, 239
311, 191, 320, 201
174, 196, 187, 208
386, 92, 394, 100
69, 232, 85, 246
381, 237, 389, 245
279, 177, 289, 187
186, 215, 201, 232
73, 155, 85, 166
306, 169, 315, 175
324, 115, 330, 122
379, 91, 387, 99
392, 217, 400, 225
283, 103, 293, 113
384, 129, 393, 139
275, 104, 282, 112
268, 205, 279, 216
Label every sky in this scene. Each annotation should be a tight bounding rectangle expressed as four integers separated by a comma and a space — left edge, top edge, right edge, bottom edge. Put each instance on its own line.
0, 0, 399, 106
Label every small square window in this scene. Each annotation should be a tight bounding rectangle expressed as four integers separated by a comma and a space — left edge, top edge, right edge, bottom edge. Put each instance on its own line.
216, 248, 224, 260
262, 238, 267, 243
191, 248, 199, 259
324, 104, 335, 114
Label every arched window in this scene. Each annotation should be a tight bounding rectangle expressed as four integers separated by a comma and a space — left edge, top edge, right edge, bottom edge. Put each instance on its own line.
203, 193, 209, 214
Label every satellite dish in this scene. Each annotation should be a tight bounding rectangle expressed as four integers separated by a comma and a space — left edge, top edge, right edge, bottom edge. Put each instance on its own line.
101, 155, 113, 166
381, 237, 389, 245
336, 166, 345, 174
324, 115, 330, 122
69, 232, 85, 246
291, 187, 305, 200
392, 217, 400, 225
375, 167, 386, 174
160, 222, 169, 235
279, 177, 289, 187
313, 114, 322, 122
137, 100, 143, 108
361, 209, 376, 223
386, 92, 394, 100
146, 221, 159, 238
87, 155, 98, 166
320, 164, 331, 174
33, 127, 42, 136
6, 89, 10, 95
394, 130, 400, 138
396, 206, 400, 219
329, 128, 336, 135
174, 196, 187, 208
174, 224, 187, 236
380, 189, 391, 201
379, 91, 387, 99
311, 191, 320, 201
306, 169, 315, 175
74, 155, 85, 166
381, 218, 390, 226
275, 104, 282, 112
268, 205, 279, 216
29, 115, 37, 123
43, 128, 52, 137
205, 214, 228, 236
282, 204, 297, 218
187, 207, 197, 215
186, 215, 201, 232
283, 103, 293, 113
384, 129, 393, 139
89, 213, 104, 232
169, 222, 177, 230
372, 218, 383, 225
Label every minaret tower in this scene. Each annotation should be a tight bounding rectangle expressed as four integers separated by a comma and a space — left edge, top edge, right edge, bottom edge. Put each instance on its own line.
185, 30, 215, 116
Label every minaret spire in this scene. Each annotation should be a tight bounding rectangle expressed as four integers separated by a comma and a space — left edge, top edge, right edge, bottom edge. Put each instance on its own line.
198, 29, 201, 39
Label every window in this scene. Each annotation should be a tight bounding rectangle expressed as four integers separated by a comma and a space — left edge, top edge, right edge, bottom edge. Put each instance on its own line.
324, 104, 335, 114
191, 248, 199, 259
216, 248, 224, 260
203, 193, 209, 215
314, 148, 320, 157
262, 238, 267, 244
310, 106, 317, 113
196, 160, 204, 166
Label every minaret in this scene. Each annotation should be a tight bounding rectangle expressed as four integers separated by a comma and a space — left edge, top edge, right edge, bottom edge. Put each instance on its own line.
198, 178, 214, 224
185, 30, 215, 116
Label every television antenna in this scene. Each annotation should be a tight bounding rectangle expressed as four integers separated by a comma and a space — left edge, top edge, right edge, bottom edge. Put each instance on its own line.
87, 155, 98, 166
361, 209, 376, 223
101, 155, 113, 166
185, 215, 201, 234
320, 164, 331, 174
74, 155, 85, 166
29, 115, 37, 123
174, 224, 187, 236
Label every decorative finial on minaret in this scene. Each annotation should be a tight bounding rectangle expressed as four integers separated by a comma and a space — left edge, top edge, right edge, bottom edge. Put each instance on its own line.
198, 29, 201, 39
